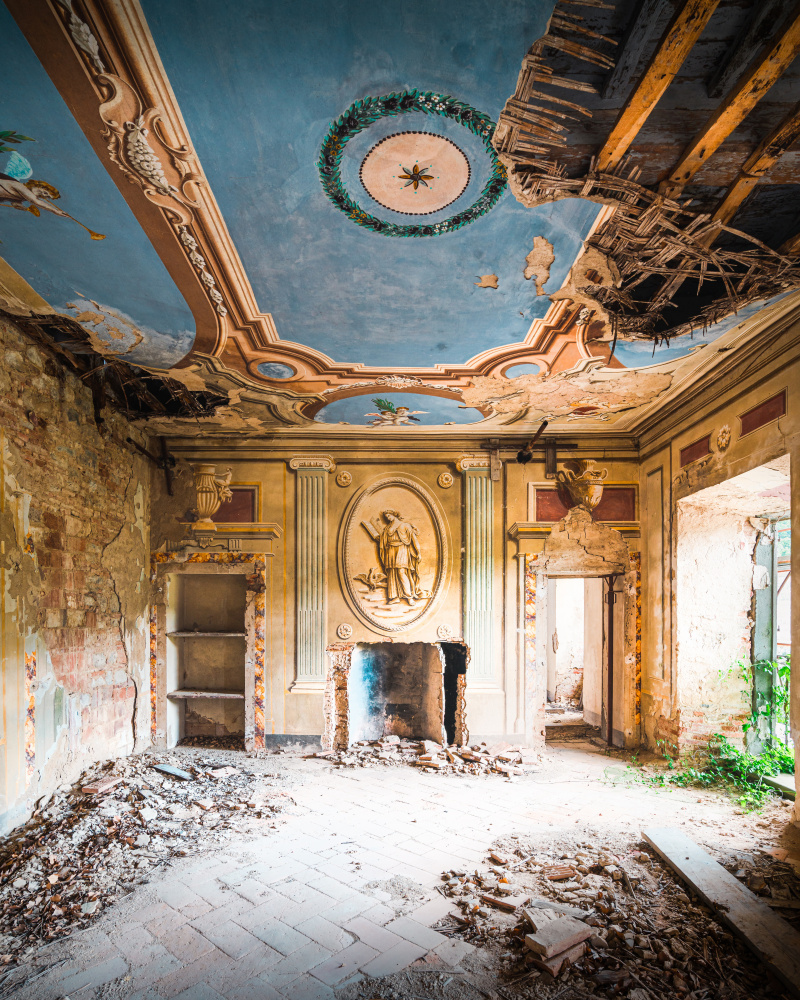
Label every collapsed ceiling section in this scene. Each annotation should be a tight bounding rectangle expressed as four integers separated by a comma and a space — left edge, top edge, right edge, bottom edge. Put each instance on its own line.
1, 0, 799, 434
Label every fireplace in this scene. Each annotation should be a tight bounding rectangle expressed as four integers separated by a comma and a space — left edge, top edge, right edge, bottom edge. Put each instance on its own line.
323, 641, 468, 750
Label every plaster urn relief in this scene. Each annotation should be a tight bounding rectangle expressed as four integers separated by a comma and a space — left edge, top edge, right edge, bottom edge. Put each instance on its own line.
191, 464, 233, 531
556, 459, 607, 513
339, 475, 449, 634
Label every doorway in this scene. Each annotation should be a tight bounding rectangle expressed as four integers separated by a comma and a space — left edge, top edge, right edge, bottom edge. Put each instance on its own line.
545, 577, 604, 742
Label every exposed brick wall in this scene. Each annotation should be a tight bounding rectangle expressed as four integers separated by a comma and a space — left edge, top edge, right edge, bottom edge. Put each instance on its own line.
0, 316, 150, 832
654, 707, 748, 759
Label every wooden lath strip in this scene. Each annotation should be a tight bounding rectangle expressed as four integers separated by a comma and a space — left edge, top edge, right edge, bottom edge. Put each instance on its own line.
713, 101, 800, 224
540, 32, 615, 69
596, 0, 721, 173
666, 6, 800, 188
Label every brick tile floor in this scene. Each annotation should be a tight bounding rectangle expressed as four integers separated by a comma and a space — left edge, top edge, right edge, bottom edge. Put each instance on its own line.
10, 742, 742, 999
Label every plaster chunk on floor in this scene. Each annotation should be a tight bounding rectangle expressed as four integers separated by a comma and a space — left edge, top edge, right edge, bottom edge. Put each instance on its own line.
460, 365, 673, 419
541, 507, 629, 575
524, 236, 555, 295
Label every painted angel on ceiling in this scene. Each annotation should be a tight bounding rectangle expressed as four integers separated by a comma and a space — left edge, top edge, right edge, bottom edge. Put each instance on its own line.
365, 398, 428, 426
0, 131, 104, 239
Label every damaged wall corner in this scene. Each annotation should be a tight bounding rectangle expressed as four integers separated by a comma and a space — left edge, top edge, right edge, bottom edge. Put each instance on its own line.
0, 315, 151, 834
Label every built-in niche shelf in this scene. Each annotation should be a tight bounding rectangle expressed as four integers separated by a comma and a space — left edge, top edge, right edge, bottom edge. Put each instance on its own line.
165, 572, 247, 744
167, 631, 246, 638
167, 689, 246, 700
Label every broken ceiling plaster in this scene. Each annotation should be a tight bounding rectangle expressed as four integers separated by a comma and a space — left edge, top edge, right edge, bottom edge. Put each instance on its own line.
524, 236, 555, 295
541, 506, 629, 576
475, 274, 499, 288
65, 299, 145, 356
459, 363, 673, 419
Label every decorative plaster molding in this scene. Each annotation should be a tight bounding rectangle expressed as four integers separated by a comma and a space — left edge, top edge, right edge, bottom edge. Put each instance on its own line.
292, 463, 329, 687
335, 471, 352, 487
436, 623, 454, 639
54, 0, 104, 72
716, 425, 731, 451
462, 464, 494, 681
338, 475, 450, 635
336, 623, 353, 639
437, 472, 454, 489
289, 456, 336, 472
457, 456, 491, 472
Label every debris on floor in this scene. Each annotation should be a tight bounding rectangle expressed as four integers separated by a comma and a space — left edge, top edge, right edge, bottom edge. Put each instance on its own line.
435, 836, 797, 998
0, 748, 288, 967
311, 738, 541, 776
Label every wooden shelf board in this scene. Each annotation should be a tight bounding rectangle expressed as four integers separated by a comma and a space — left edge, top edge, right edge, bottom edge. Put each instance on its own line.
167, 632, 246, 638
167, 689, 245, 700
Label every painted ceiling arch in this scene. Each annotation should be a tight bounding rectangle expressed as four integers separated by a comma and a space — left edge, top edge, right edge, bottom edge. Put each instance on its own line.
2, 0, 798, 435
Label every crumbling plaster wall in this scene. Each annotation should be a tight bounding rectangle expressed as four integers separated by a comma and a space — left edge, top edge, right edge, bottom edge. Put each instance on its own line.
637, 313, 799, 829
0, 316, 150, 834
674, 503, 757, 750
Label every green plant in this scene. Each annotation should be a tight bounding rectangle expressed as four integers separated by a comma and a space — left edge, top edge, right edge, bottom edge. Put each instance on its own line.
639, 733, 794, 811
745, 655, 791, 746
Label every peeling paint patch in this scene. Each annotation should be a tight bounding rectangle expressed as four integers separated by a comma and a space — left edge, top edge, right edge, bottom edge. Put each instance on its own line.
524, 236, 555, 295
65, 298, 145, 356
474, 274, 498, 289
460, 364, 673, 419
24, 650, 36, 783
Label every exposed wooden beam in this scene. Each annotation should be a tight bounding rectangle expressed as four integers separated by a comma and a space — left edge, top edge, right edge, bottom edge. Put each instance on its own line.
780, 232, 800, 256
666, 6, 800, 189
707, 0, 786, 99
713, 102, 800, 224
596, 0, 720, 174
602, 0, 672, 100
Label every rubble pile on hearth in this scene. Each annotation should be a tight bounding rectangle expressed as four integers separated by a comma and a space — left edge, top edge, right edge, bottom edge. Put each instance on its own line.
434, 840, 796, 997
0, 750, 287, 967
311, 738, 540, 776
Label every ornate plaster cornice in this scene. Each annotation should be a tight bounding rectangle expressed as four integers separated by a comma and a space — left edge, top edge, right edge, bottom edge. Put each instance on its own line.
7, 0, 605, 397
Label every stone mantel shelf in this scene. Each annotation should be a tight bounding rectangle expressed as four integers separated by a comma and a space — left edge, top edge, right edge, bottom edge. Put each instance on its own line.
508, 520, 640, 539
178, 522, 282, 539
167, 631, 246, 638
166, 690, 245, 700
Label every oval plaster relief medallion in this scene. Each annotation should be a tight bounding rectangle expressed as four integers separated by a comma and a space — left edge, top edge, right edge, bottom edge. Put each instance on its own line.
716, 425, 731, 451
336, 623, 353, 639
437, 472, 453, 489
338, 475, 449, 634
336, 471, 353, 487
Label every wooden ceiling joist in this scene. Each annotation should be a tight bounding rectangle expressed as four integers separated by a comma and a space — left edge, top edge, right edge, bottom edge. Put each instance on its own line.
595, 0, 721, 174
666, 6, 800, 189
601, 0, 672, 100
706, 0, 787, 99
713, 101, 800, 225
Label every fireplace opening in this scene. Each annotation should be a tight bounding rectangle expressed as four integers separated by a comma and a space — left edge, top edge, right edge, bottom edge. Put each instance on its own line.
334, 641, 468, 748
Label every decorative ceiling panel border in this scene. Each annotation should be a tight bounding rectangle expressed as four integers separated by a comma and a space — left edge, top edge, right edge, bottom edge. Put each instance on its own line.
6, 0, 612, 396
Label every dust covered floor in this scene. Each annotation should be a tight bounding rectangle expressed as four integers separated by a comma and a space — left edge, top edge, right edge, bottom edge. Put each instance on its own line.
4, 740, 798, 1000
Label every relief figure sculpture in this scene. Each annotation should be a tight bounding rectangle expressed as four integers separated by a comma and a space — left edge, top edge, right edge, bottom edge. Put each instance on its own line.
378, 509, 422, 606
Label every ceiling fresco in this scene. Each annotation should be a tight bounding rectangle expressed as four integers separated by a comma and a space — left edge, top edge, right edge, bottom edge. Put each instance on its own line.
2, 0, 799, 435
0, 4, 196, 368
138, 0, 601, 369
313, 392, 486, 427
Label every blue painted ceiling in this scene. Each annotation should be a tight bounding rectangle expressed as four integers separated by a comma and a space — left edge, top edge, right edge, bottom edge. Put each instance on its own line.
140, 0, 600, 368
0, 5, 196, 368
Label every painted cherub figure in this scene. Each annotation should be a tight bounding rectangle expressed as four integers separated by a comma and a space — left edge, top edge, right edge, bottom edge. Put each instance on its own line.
365, 398, 427, 426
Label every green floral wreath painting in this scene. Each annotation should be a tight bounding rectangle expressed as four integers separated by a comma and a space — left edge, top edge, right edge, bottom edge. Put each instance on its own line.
317, 90, 507, 238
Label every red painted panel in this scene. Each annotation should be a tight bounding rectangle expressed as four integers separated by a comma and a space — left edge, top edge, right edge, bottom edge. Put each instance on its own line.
212, 486, 256, 523
739, 390, 786, 436
679, 435, 711, 468
535, 487, 636, 522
